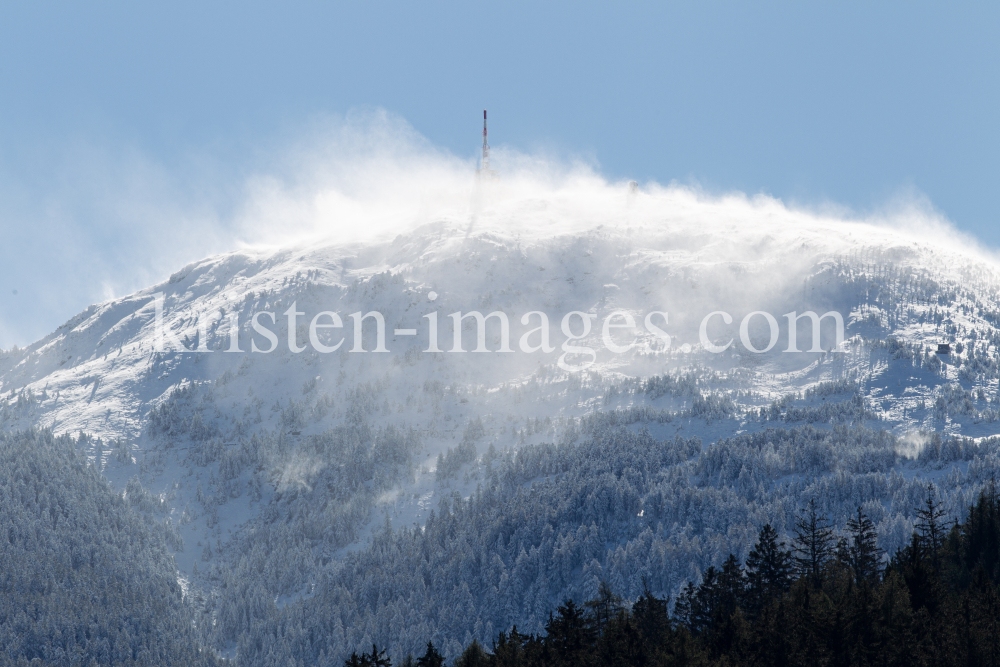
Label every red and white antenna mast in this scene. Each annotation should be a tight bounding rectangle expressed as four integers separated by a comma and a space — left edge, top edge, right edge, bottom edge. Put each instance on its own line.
477, 109, 498, 179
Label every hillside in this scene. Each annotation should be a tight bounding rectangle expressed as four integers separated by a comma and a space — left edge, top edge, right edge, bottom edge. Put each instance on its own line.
2, 183, 1000, 662
0, 429, 223, 665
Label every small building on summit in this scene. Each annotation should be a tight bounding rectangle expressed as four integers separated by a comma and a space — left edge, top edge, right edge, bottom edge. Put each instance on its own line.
937, 343, 951, 355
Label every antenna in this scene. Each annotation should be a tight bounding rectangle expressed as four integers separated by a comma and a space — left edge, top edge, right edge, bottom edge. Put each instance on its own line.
477, 109, 498, 179
482, 110, 490, 172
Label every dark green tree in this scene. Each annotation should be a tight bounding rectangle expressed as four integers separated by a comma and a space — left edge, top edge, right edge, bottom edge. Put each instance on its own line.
893, 530, 946, 619
688, 566, 718, 634
584, 581, 625, 633
793, 499, 835, 587
682, 555, 746, 639
964, 565, 1000, 667
372, 645, 393, 667
493, 626, 546, 667
872, 569, 916, 666
673, 581, 698, 631
346, 648, 391, 667
916, 483, 947, 571
745, 523, 793, 612
707, 555, 749, 659
716, 554, 746, 617
952, 480, 1000, 586
545, 600, 596, 667
846, 506, 883, 585
631, 584, 671, 645
594, 612, 644, 667
452, 639, 488, 667
415, 641, 443, 667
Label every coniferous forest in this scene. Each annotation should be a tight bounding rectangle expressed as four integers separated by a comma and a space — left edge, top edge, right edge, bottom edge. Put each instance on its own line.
341, 486, 1000, 667
0, 429, 221, 666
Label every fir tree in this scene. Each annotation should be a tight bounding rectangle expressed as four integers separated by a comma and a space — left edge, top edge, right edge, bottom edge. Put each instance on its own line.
846, 506, 883, 585
745, 523, 793, 611
916, 483, 947, 571
545, 600, 596, 667
631, 584, 671, 645
793, 499, 835, 587
415, 641, 443, 667
673, 581, 698, 632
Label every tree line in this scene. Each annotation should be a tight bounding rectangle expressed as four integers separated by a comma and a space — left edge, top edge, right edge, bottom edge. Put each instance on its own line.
344, 484, 1000, 667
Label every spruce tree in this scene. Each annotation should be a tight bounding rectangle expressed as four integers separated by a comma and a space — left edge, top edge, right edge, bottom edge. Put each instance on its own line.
915, 483, 947, 571
690, 566, 719, 634
545, 600, 596, 666
846, 506, 883, 585
632, 584, 671, 645
793, 499, 834, 587
673, 581, 698, 632
491, 627, 528, 667
716, 554, 746, 620
745, 523, 793, 611
957, 480, 1000, 585
415, 641, 443, 667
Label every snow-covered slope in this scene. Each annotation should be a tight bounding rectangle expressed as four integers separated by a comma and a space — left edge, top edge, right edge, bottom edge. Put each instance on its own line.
4, 183, 1000, 661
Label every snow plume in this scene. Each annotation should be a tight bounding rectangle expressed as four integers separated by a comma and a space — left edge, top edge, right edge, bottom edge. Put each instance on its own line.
897, 430, 932, 460
212, 113, 998, 299
276, 453, 325, 493
0, 106, 993, 350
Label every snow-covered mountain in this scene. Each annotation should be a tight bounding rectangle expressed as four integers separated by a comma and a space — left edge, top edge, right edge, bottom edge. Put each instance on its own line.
4, 182, 1000, 663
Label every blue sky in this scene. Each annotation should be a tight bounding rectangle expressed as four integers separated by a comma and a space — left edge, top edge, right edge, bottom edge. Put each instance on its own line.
0, 1, 996, 347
